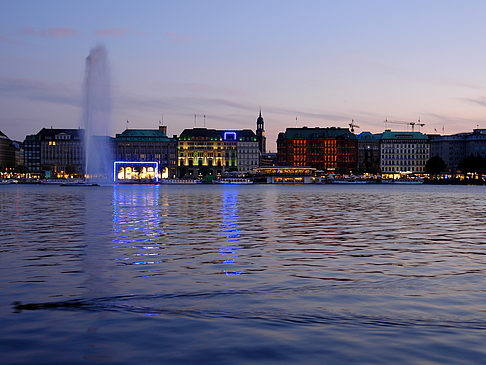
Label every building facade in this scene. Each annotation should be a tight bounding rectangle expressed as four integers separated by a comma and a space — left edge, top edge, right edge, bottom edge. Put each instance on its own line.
32, 128, 85, 177
178, 128, 259, 177
236, 130, 260, 172
380, 130, 429, 174
0, 131, 16, 170
356, 132, 382, 173
115, 126, 177, 178
23, 134, 41, 175
430, 129, 486, 172
260, 152, 277, 166
276, 127, 357, 171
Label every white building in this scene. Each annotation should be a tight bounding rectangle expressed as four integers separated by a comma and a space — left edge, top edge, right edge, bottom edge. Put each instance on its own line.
236, 130, 260, 172
380, 130, 430, 174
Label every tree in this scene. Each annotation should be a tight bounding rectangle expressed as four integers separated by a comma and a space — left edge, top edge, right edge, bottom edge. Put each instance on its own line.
65, 164, 76, 176
198, 165, 211, 176
335, 166, 350, 176
425, 156, 446, 177
14, 165, 29, 175
459, 155, 486, 179
178, 165, 188, 178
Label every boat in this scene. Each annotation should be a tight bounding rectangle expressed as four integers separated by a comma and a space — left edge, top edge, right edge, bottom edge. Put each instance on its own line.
213, 178, 253, 184
326, 176, 368, 184
60, 182, 99, 187
381, 178, 424, 184
160, 179, 200, 184
394, 178, 424, 184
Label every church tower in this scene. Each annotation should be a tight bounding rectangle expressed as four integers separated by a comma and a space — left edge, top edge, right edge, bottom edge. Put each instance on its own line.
256, 109, 266, 154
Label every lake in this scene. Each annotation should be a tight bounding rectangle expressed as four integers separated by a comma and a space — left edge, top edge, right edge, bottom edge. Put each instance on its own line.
1, 184, 486, 364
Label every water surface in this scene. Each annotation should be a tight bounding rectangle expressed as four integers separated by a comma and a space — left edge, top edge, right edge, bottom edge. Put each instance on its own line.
1, 184, 486, 363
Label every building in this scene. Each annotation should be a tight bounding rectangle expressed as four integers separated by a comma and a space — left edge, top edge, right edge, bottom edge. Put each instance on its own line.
115, 126, 177, 179
0, 130, 16, 170
178, 128, 259, 177
12, 141, 24, 167
380, 130, 429, 174
236, 130, 260, 172
276, 127, 357, 171
356, 132, 382, 173
256, 110, 266, 156
23, 134, 41, 176
23, 128, 85, 178
261, 152, 277, 166
430, 129, 486, 172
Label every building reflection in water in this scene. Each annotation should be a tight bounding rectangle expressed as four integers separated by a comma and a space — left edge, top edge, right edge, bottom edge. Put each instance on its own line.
220, 187, 243, 277
112, 185, 163, 277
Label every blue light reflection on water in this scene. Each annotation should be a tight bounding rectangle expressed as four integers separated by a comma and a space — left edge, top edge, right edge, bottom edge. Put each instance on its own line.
112, 185, 163, 276
219, 187, 243, 277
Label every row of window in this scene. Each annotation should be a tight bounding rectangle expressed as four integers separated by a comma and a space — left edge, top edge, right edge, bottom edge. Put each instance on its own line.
382, 161, 426, 166
382, 155, 428, 160
382, 167, 424, 172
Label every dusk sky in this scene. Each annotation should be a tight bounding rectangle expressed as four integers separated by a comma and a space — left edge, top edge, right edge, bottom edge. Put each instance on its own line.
2, 0, 486, 151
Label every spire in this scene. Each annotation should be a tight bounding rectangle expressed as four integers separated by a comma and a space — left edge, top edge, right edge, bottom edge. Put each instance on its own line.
259, 108, 262, 118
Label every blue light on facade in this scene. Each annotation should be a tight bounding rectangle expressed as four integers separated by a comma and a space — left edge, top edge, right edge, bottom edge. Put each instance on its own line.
223, 132, 237, 141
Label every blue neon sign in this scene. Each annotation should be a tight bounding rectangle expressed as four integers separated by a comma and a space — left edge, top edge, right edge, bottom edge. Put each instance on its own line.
113, 161, 159, 183
223, 131, 237, 141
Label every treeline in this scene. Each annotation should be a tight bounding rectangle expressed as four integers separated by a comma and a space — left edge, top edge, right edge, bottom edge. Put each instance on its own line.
426, 154, 486, 180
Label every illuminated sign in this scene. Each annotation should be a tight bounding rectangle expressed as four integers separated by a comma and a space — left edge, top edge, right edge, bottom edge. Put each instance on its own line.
113, 161, 159, 183
223, 131, 237, 141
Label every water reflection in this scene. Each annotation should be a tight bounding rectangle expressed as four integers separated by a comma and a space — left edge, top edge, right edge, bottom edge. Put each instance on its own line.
112, 185, 163, 276
219, 187, 243, 277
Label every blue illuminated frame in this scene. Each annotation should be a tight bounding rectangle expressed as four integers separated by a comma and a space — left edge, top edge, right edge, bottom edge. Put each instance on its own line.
223, 131, 237, 141
113, 161, 159, 183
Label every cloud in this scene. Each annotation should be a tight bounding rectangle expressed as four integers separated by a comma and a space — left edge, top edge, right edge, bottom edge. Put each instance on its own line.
0, 34, 23, 45
166, 32, 191, 43
0, 77, 80, 107
95, 27, 132, 38
462, 96, 486, 108
20, 27, 79, 38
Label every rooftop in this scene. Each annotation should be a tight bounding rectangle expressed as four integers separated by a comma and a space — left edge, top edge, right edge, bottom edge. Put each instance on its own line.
381, 130, 429, 140
116, 128, 173, 141
179, 128, 256, 140
278, 127, 356, 140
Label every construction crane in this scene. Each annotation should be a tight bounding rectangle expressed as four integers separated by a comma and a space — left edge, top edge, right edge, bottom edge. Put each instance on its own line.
409, 119, 425, 132
384, 118, 425, 132
349, 119, 360, 133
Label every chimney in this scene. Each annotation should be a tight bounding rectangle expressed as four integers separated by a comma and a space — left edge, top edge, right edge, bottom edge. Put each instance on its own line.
159, 125, 167, 135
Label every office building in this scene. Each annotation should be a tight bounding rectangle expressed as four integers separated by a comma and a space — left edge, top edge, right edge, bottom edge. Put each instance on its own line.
276, 127, 357, 171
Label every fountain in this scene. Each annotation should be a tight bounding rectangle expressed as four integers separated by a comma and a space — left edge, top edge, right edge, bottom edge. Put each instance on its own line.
82, 45, 113, 184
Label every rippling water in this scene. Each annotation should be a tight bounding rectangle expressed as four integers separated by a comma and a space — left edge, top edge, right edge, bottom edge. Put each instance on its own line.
1, 184, 486, 363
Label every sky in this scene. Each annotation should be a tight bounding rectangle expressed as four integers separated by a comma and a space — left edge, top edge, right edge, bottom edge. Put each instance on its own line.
1, 0, 486, 151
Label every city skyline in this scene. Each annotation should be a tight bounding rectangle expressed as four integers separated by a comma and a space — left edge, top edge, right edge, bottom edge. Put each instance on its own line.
2, 1, 486, 151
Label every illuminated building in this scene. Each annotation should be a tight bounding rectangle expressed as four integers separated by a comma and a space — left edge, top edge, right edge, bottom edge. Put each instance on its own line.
115, 126, 177, 179
430, 129, 486, 172
276, 127, 357, 171
113, 161, 159, 183
356, 132, 382, 173
380, 130, 429, 174
178, 128, 259, 177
